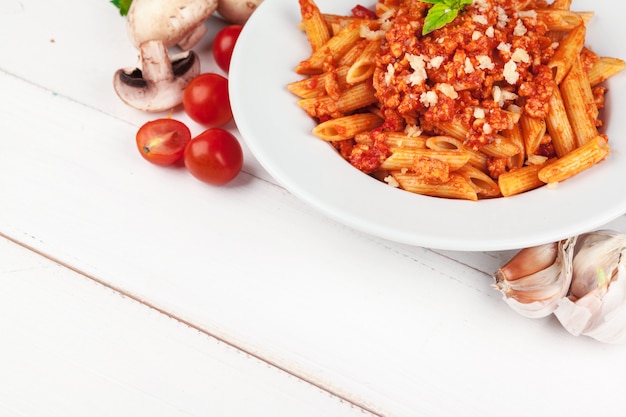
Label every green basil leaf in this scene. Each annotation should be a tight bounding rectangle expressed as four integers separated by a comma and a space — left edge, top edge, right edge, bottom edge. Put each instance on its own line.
420, 0, 446, 4
422, 3, 459, 35
110, 0, 132, 16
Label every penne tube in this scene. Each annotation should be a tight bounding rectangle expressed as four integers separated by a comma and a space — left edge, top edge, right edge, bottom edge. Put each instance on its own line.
503, 123, 525, 170
425, 135, 488, 171
347, 39, 382, 84
392, 172, 478, 201
560, 57, 598, 146
322, 14, 361, 34
337, 39, 369, 67
546, 87, 577, 157
548, 23, 585, 85
538, 135, 610, 184
587, 57, 626, 87
298, 0, 331, 52
480, 136, 522, 158
457, 165, 501, 198
520, 114, 546, 156
550, 0, 572, 10
535, 10, 589, 31
355, 131, 427, 149
498, 163, 547, 197
312, 113, 383, 141
381, 149, 470, 171
297, 81, 378, 118
287, 66, 350, 98
296, 20, 365, 74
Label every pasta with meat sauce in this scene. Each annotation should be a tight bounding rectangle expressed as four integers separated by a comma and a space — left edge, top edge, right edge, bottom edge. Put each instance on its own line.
288, 0, 625, 200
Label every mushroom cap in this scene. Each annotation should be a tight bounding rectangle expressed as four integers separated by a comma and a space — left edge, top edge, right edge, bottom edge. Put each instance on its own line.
126, 0, 218, 49
217, 0, 263, 25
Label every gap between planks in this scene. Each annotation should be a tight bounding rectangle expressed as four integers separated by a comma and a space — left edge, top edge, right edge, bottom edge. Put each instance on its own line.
0, 230, 382, 417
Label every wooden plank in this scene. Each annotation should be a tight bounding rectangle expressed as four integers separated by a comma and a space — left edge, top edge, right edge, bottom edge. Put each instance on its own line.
0, 235, 374, 417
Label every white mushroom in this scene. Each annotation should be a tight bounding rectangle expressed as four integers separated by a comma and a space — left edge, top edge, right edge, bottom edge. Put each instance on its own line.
114, 40, 200, 112
113, 0, 218, 112
126, 0, 218, 51
217, 0, 263, 25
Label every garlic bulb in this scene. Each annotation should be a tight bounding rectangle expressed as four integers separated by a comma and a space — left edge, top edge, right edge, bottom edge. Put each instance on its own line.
493, 237, 576, 318
554, 231, 626, 344
493, 230, 626, 343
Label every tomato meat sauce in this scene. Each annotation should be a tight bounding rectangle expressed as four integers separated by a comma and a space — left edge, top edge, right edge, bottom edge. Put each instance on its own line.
331, 0, 599, 179
374, 0, 558, 149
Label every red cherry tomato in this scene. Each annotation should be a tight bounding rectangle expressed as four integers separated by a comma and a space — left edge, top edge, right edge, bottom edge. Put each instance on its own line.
184, 128, 243, 185
213, 25, 243, 73
351, 5, 377, 19
135, 118, 191, 166
183, 73, 233, 127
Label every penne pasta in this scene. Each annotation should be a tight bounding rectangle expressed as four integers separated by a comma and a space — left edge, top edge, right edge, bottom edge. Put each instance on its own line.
287, 66, 350, 99
498, 163, 547, 197
296, 20, 365, 75
587, 57, 626, 87
298, 0, 331, 52
538, 136, 610, 184
312, 113, 383, 141
520, 114, 546, 156
347, 39, 382, 84
289, 0, 624, 200
560, 57, 598, 146
297, 81, 378, 118
546, 88, 577, 157
548, 23, 585, 85
535, 10, 591, 31
392, 172, 478, 201
457, 165, 501, 198
381, 149, 470, 171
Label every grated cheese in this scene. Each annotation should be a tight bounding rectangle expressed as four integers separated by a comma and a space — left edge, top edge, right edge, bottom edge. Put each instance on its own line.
473, 14, 488, 25
518, 10, 538, 19
405, 53, 428, 85
384, 63, 395, 85
428, 56, 445, 69
404, 124, 423, 137
511, 48, 530, 63
437, 83, 459, 99
360, 24, 386, 40
497, 42, 512, 53
496, 6, 509, 28
514, 19, 527, 36
503, 60, 519, 84
474, 107, 486, 119
473, 0, 489, 13
464, 57, 475, 74
420, 91, 439, 107
476, 55, 495, 70
384, 175, 400, 188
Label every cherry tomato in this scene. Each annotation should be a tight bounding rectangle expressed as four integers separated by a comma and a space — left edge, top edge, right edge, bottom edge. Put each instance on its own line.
351, 5, 377, 19
183, 73, 233, 127
213, 25, 243, 73
135, 118, 191, 166
184, 128, 243, 185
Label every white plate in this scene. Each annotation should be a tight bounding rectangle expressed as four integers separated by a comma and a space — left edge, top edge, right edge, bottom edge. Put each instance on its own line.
229, 0, 626, 251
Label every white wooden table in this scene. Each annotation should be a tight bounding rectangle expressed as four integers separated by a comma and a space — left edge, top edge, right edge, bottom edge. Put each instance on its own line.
2, 1, 626, 416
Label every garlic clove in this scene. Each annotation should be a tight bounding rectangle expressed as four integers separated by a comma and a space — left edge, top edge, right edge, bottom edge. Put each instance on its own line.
493, 237, 576, 318
569, 230, 626, 298
553, 230, 626, 343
